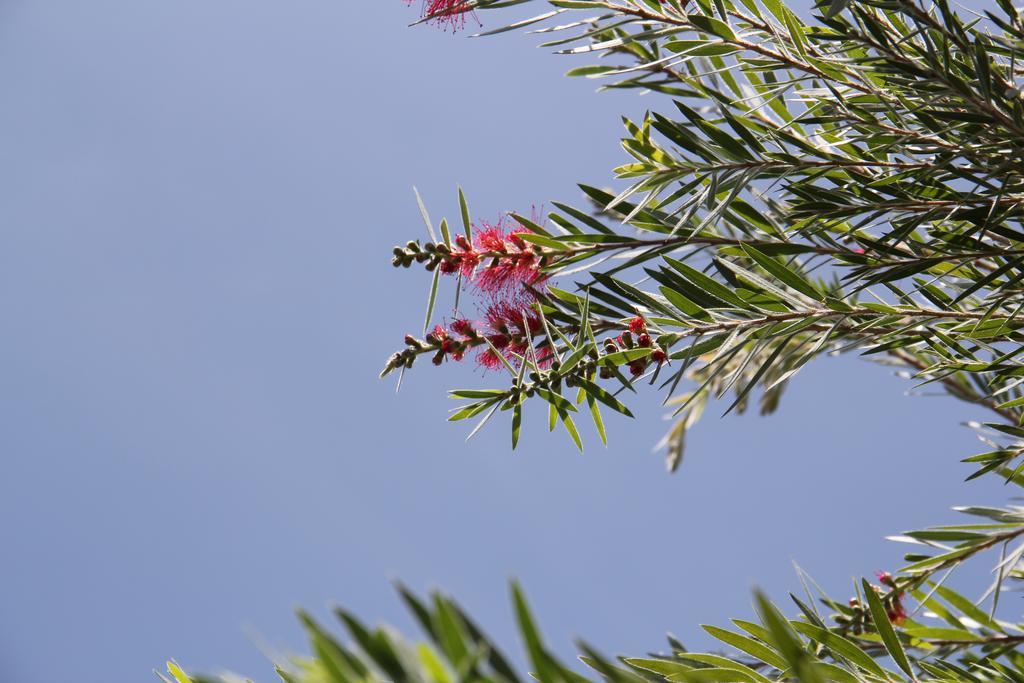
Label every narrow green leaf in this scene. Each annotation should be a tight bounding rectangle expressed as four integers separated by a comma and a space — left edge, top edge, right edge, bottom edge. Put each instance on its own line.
424, 268, 440, 335
458, 186, 472, 240
861, 578, 913, 677
414, 186, 437, 243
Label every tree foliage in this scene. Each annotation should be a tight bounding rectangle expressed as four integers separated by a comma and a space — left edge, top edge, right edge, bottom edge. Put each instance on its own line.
168, 0, 1024, 681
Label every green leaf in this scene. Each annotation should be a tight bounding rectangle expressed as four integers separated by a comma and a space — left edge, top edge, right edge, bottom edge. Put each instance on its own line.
424, 268, 440, 335
861, 578, 913, 677
512, 400, 522, 449
790, 622, 887, 677
753, 592, 821, 683
439, 217, 451, 247
701, 626, 787, 671
740, 245, 821, 300
458, 186, 472, 240
414, 186, 437, 243
575, 377, 635, 417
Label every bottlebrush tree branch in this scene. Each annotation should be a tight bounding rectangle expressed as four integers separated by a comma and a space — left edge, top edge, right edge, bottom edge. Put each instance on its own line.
164, 0, 1024, 681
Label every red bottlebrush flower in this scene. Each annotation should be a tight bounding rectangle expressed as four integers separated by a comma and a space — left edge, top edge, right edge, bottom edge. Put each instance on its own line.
477, 346, 504, 369
629, 316, 647, 334
637, 333, 653, 348
652, 348, 668, 364
450, 318, 475, 338
410, 0, 476, 32
628, 360, 646, 378
470, 301, 549, 370
424, 324, 469, 364
475, 225, 508, 252
471, 218, 547, 301
484, 301, 541, 337
437, 235, 479, 278
425, 325, 447, 345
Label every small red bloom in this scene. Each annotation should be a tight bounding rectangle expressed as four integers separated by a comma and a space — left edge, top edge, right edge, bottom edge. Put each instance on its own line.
629, 316, 647, 334
484, 301, 541, 337
477, 346, 504, 369
470, 218, 547, 301
637, 333, 653, 348
441, 235, 479, 278
450, 318, 475, 337
407, 0, 476, 32
628, 360, 646, 378
475, 225, 507, 252
652, 349, 667, 364
469, 301, 549, 370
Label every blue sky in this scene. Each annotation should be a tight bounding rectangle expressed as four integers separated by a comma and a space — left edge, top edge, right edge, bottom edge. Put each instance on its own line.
0, 2, 1007, 681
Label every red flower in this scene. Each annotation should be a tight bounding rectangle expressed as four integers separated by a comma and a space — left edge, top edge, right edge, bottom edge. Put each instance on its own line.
477, 346, 505, 369
472, 301, 549, 370
652, 349, 667, 364
471, 218, 546, 301
412, 0, 476, 31
629, 316, 647, 334
450, 318, 475, 338
437, 234, 479, 277
426, 325, 448, 344
435, 216, 547, 305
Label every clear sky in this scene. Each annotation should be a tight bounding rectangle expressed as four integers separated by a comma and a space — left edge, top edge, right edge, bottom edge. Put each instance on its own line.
0, 2, 1005, 682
